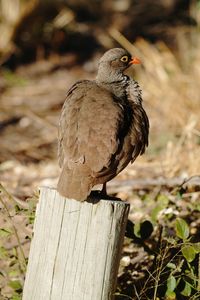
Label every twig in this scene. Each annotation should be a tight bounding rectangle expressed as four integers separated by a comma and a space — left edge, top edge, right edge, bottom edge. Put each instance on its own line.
133, 285, 141, 300
0, 183, 27, 271
108, 176, 200, 193
108, 28, 140, 56
198, 254, 200, 291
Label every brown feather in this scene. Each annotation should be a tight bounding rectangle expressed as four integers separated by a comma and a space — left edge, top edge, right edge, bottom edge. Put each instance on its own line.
57, 48, 149, 201
58, 81, 125, 200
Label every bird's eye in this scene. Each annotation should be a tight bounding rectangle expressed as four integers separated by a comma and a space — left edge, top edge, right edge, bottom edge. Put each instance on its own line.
120, 55, 129, 62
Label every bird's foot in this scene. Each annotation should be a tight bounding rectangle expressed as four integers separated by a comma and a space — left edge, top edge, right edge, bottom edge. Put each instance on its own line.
88, 189, 121, 202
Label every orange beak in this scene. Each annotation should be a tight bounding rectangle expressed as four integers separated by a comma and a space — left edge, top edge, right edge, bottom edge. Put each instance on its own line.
129, 57, 141, 65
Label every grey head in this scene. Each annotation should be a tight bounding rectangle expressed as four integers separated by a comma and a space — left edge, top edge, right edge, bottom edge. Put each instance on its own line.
96, 48, 140, 84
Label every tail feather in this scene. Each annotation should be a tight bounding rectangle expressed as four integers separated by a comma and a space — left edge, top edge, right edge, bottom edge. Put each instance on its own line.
57, 163, 93, 201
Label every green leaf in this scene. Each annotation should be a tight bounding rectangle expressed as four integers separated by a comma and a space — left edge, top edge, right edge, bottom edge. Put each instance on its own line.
9, 280, 22, 291
0, 246, 8, 259
167, 262, 176, 269
165, 291, 176, 299
11, 295, 22, 300
8, 270, 20, 277
14, 204, 22, 212
133, 222, 141, 238
181, 281, 192, 297
175, 218, 189, 240
151, 194, 169, 222
0, 228, 12, 237
193, 242, 200, 253
166, 275, 177, 298
181, 245, 196, 262
166, 275, 176, 293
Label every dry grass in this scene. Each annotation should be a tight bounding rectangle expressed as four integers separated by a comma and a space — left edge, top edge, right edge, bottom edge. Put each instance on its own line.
109, 29, 200, 179
0, 31, 200, 199
137, 37, 200, 177
1, 28, 200, 300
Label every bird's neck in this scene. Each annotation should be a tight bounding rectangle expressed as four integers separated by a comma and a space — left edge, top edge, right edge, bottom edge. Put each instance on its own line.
96, 67, 129, 98
96, 65, 142, 104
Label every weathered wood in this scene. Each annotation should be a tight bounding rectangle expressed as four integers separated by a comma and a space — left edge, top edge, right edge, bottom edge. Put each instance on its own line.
22, 187, 129, 300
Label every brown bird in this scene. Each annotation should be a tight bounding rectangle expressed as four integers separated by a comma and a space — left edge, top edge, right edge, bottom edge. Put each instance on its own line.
57, 48, 149, 201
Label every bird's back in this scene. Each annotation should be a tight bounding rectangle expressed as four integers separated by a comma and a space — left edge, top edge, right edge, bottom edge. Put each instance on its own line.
58, 80, 127, 200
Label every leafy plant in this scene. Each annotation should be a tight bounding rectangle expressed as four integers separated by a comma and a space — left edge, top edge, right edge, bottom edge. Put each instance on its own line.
117, 188, 200, 300
0, 183, 38, 299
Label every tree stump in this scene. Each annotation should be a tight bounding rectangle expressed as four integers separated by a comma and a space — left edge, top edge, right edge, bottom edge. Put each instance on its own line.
22, 187, 130, 300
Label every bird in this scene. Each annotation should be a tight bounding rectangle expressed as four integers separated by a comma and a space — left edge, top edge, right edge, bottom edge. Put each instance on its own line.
57, 48, 149, 201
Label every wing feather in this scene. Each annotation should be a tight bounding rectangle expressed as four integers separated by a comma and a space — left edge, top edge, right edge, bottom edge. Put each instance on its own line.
58, 80, 124, 174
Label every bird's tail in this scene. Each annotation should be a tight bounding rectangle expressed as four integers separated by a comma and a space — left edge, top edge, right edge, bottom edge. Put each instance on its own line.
57, 163, 93, 201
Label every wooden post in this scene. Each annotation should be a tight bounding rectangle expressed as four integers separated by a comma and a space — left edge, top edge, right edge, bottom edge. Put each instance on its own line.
22, 187, 129, 300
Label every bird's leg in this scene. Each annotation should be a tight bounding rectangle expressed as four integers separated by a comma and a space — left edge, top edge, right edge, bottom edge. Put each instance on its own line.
89, 183, 108, 200
101, 183, 108, 197
99, 182, 121, 201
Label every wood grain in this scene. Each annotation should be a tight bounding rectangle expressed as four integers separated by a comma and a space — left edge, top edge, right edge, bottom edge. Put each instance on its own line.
23, 187, 129, 300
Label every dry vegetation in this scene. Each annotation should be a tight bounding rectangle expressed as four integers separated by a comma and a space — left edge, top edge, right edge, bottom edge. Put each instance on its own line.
0, 0, 200, 299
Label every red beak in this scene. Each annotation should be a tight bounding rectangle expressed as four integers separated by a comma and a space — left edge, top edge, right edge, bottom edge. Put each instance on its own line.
129, 57, 141, 65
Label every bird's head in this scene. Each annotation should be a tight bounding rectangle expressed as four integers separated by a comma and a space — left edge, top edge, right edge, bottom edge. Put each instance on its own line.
96, 48, 140, 83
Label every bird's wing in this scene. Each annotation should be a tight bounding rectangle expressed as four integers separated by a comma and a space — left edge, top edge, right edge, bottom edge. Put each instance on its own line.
58, 80, 125, 173
129, 103, 149, 162
124, 79, 149, 161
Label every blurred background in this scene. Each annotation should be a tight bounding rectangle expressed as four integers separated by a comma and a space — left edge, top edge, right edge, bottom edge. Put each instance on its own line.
0, 0, 200, 198
0, 0, 200, 299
